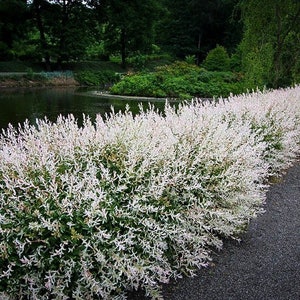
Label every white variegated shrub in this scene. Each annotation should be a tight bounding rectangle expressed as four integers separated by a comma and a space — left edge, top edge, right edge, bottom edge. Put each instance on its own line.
0, 86, 299, 299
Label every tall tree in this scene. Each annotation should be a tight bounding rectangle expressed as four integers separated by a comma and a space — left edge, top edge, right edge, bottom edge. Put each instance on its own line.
31, 0, 51, 70
158, 0, 241, 64
240, 0, 300, 88
0, 0, 29, 60
30, 0, 97, 69
102, 0, 162, 68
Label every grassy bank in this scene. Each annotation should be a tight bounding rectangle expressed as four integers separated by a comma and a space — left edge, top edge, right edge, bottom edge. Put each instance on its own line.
0, 60, 126, 88
0, 72, 79, 88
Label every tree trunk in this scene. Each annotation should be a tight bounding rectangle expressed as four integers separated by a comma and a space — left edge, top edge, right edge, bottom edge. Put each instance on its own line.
121, 28, 126, 69
33, 0, 51, 71
196, 32, 202, 65
57, 0, 69, 70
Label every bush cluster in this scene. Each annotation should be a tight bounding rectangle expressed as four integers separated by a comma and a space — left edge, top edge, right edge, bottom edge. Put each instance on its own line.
201, 45, 231, 72
0, 86, 299, 299
109, 53, 174, 72
74, 70, 121, 88
110, 61, 246, 99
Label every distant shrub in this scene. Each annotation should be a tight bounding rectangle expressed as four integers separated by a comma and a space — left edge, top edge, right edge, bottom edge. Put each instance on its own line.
85, 41, 108, 60
161, 76, 193, 99
156, 61, 200, 76
110, 73, 165, 97
230, 49, 243, 72
127, 53, 148, 70
109, 53, 174, 71
185, 55, 196, 64
74, 70, 121, 87
202, 45, 231, 72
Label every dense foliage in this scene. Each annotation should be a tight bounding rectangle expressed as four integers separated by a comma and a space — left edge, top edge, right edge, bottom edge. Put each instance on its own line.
74, 70, 121, 88
1, 86, 300, 299
202, 45, 231, 72
110, 61, 245, 99
0, 0, 241, 67
239, 0, 300, 88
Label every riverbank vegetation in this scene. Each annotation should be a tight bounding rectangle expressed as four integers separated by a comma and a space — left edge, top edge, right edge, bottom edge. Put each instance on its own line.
1, 86, 299, 299
110, 48, 246, 99
0, 70, 78, 88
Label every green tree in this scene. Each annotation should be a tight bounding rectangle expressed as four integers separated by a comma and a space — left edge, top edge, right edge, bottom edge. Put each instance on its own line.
101, 0, 163, 68
30, 0, 98, 69
158, 0, 242, 64
0, 0, 30, 60
31, 0, 52, 70
240, 0, 300, 88
202, 45, 231, 71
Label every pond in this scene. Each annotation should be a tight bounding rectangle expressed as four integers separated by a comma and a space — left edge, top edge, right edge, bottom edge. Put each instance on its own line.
0, 87, 172, 130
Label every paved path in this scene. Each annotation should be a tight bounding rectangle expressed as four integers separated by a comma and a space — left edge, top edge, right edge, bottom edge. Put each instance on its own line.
161, 161, 300, 300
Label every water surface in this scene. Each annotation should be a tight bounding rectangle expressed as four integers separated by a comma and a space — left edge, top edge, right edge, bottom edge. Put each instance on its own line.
0, 87, 169, 130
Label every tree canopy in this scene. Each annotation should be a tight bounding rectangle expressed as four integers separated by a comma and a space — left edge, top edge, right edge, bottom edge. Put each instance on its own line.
239, 0, 300, 88
0, 0, 241, 66
0, 0, 299, 88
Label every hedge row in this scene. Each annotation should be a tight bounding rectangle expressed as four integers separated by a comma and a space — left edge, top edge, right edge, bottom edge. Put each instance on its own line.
0, 86, 299, 299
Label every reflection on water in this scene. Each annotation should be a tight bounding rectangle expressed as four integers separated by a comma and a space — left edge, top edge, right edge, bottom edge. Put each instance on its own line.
0, 87, 170, 130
